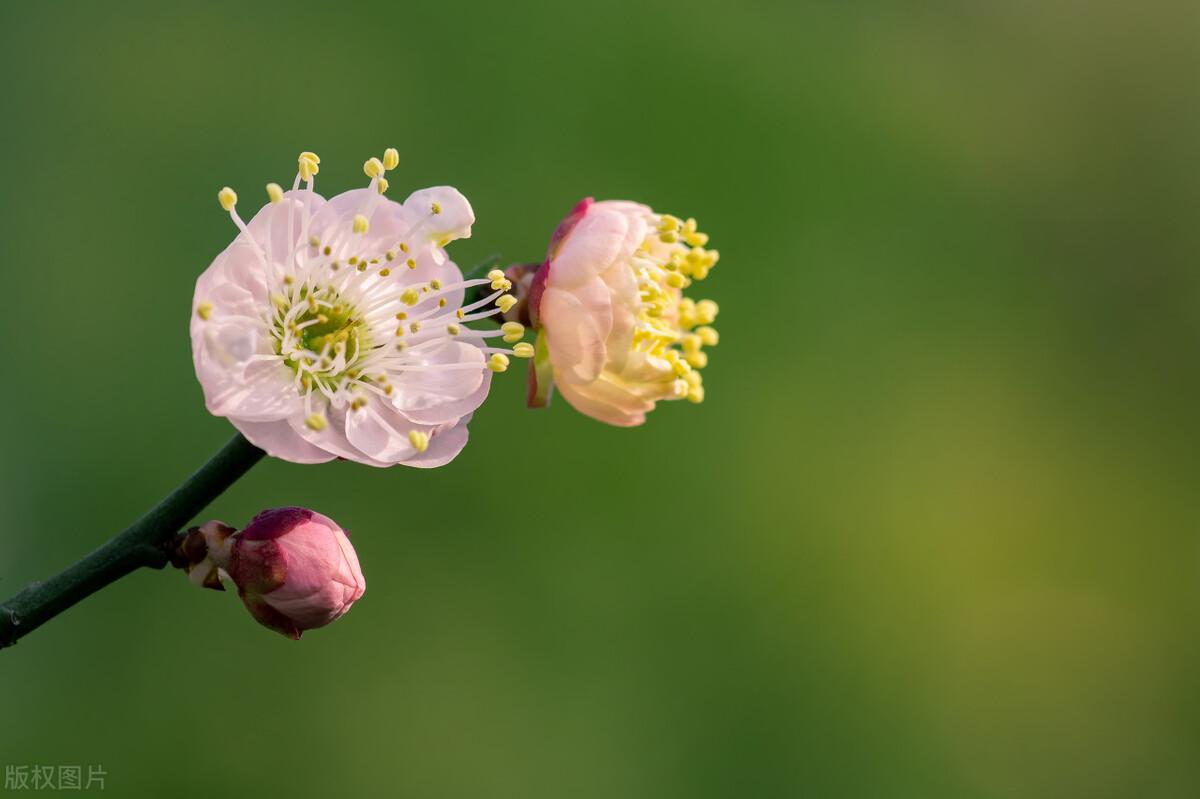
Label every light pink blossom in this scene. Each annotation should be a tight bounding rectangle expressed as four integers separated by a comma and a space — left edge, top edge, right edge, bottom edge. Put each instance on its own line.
526, 198, 720, 426
192, 151, 521, 467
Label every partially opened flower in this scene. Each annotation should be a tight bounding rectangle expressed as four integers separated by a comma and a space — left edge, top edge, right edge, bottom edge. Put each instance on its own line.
192, 151, 523, 467
179, 507, 365, 640
524, 198, 720, 426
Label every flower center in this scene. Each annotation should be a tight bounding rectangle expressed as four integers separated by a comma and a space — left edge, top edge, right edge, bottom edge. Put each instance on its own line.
273, 286, 371, 391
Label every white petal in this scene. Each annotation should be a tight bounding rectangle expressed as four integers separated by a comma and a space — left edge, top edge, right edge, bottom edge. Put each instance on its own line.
403, 186, 474, 247
390, 339, 489, 424
234, 418, 336, 464
541, 279, 612, 383
547, 207, 629, 290
286, 404, 392, 468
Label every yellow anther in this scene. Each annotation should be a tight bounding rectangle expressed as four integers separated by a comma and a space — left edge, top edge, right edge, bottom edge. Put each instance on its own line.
352, 214, 369, 234
406, 258, 417, 269
685, 350, 708, 369
349, 257, 358, 265
283, 275, 295, 286
673, 379, 690, 398
363, 157, 385, 178
400, 242, 410, 253
682, 333, 702, 352
305, 413, 328, 431
666, 272, 686, 289
383, 148, 400, 170
298, 152, 320, 180
488, 353, 510, 373
437, 298, 447, 307
410, 321, 421, 333
683, 370, 702, 388
377, 178, 390, 194
685, 230, 709, 247
217, 187, 237, 212
395, 312, 407, 320
672, 358, 692, 377
456, 308, 465, 319
447, 323, 461, 336
687, 384, 705, 403
379, 268, 391, 277
430, 279, 442, 290
512, 342, 535, 358
696, 326, 719, 346
350, 396, 368, 411
659, 214, 681, 232
408, 430, 430, 453
659, 231, 678, 244
395, 326, 405, 337
488, 269, 512, 290
431, 201, 442, 214
196, 301, 213, 320
501, 321, 525, 343
496, 294, 517, 313
400, 288, 420, 306
385, 251, 395, 261
266, 183, 284, 204
695, 299, 719, 325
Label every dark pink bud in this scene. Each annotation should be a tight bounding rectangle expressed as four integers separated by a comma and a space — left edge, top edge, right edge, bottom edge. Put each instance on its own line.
189, 507, 366, 640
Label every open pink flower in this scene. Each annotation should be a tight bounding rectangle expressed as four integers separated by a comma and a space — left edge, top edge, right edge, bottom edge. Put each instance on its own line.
185, 508, 366, 640
191, 151, 521, 467
526, 198, 720, 426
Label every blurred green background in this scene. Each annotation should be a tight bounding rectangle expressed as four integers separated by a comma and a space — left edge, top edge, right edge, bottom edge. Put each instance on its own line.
1, 0, 1197, 796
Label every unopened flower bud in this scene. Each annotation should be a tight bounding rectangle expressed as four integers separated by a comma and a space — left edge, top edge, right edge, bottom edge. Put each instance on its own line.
178, 507, 365, 639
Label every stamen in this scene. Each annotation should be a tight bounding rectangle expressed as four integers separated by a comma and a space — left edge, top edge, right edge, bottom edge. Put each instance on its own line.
266, 183, 284, 204
298, 152, 320, 181
408, 430, 429, 452
501, 321, 525, 343
218, 187, 237, 212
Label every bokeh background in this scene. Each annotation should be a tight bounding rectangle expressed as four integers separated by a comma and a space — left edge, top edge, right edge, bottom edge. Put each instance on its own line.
1, 1, 1197, 796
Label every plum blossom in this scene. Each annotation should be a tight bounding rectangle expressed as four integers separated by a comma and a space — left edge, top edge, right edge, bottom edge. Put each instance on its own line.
192, 150, 525, 467
524, 198, 720, 426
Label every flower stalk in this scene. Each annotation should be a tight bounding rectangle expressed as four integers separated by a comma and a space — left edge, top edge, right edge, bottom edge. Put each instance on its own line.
0, 434, 264, 649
